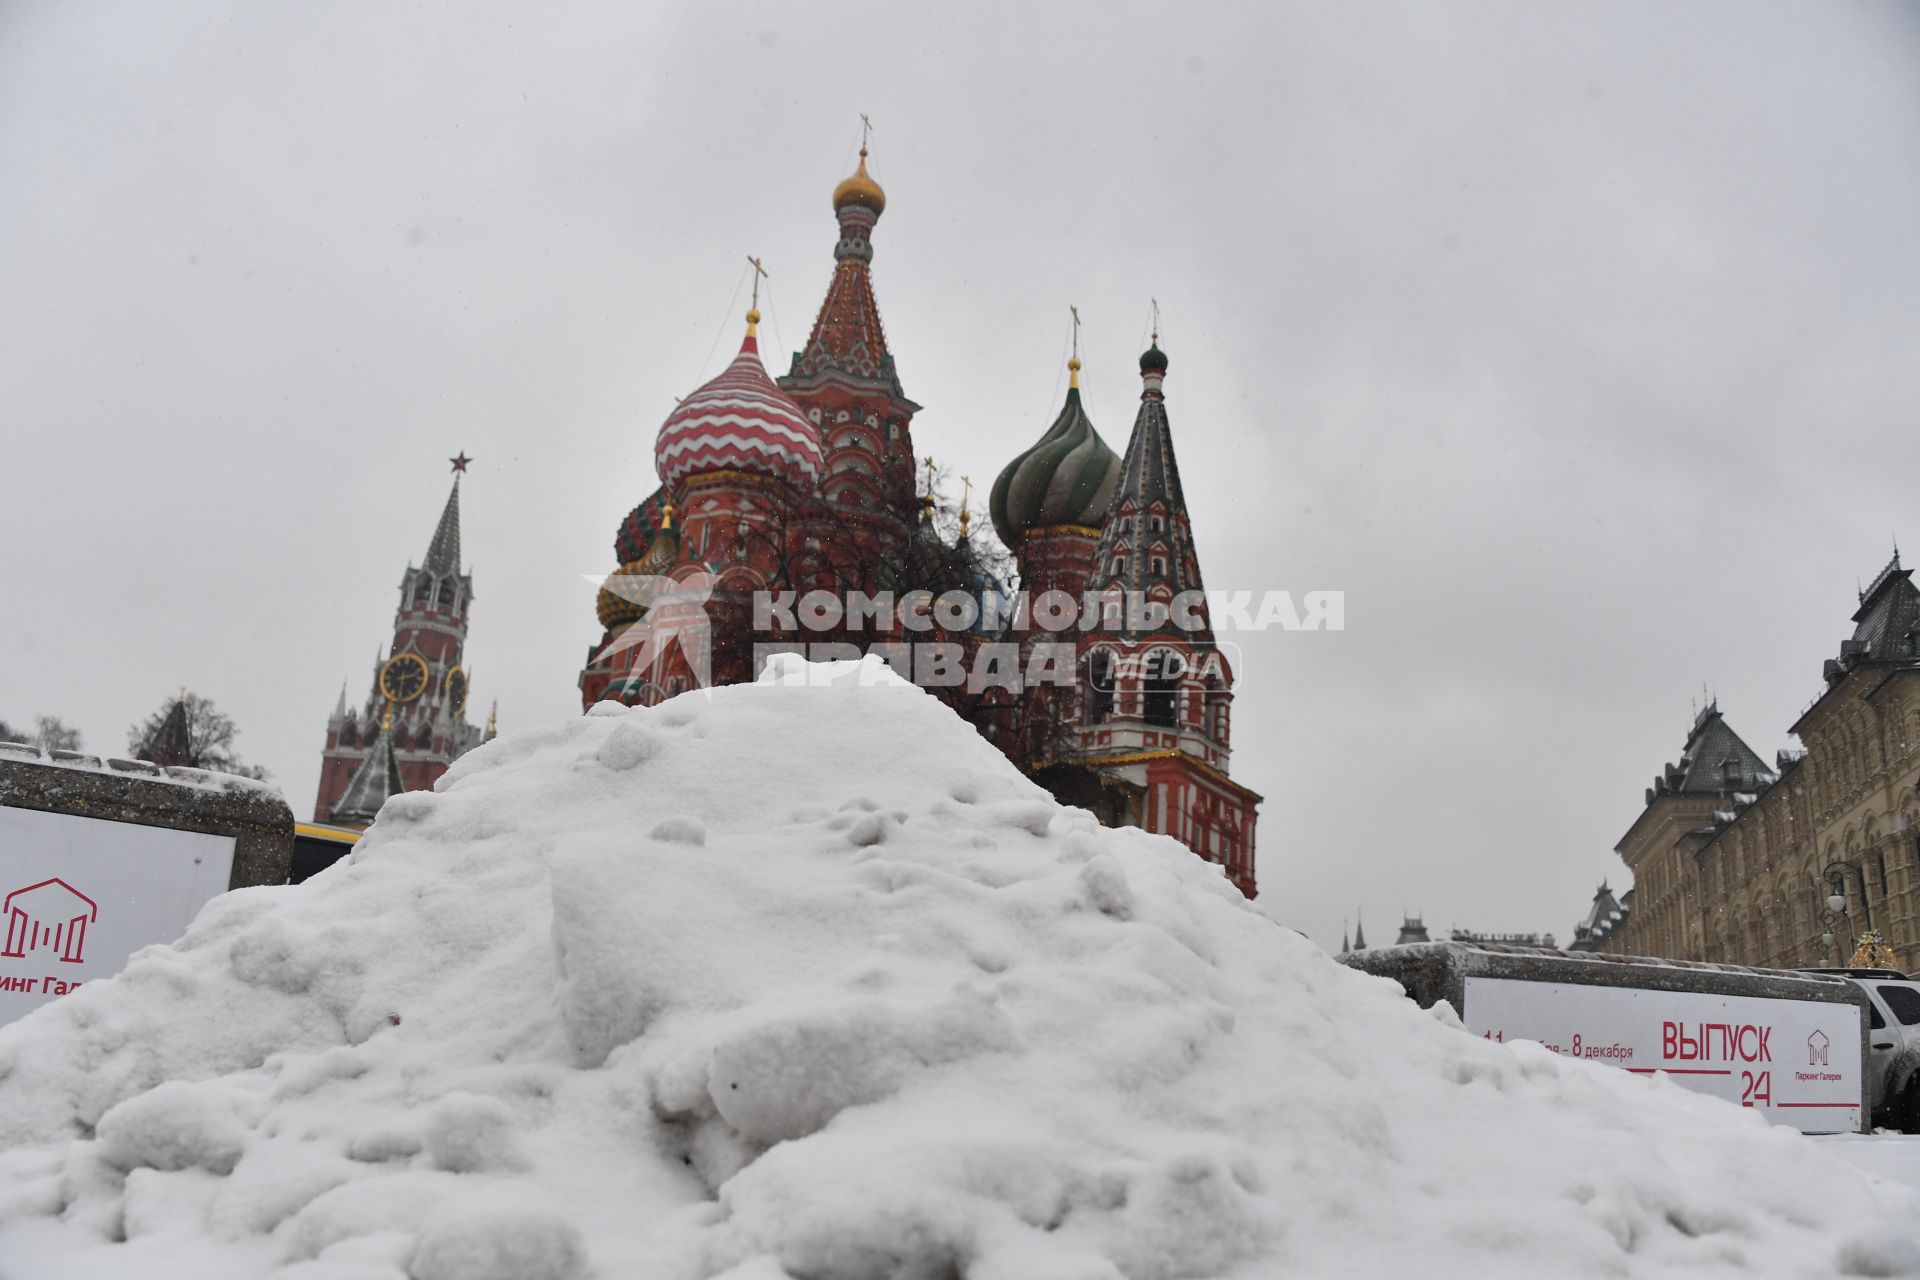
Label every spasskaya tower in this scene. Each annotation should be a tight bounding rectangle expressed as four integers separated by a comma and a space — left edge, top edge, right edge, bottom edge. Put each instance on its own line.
315, 455, 491, 826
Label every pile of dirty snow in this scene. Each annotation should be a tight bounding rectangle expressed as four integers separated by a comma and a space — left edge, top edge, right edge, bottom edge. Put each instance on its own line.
1, 656, 1916, 1280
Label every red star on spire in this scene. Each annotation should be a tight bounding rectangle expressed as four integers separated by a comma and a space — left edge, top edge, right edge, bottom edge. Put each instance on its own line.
450, 451, 473, 474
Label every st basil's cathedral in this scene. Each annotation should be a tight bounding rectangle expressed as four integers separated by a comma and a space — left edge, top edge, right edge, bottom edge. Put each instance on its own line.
577, 144, 1262, 897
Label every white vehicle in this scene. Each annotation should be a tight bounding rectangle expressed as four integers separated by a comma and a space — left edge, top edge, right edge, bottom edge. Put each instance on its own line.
1800, 968, 1920, 1131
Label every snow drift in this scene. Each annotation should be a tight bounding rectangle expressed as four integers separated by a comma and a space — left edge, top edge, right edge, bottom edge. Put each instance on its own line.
1, 656, 1916, 1279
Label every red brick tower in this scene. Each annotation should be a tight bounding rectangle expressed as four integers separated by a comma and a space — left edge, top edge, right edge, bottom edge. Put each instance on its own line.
316, 457, 487, 825
780, 143, 922, 529
1078, 340, 1260, 896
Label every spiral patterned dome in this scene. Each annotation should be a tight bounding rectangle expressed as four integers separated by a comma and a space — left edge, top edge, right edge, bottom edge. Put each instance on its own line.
654, 322, 824, 492
596, 503, 680, 630
613, 486, 668, 566
989, 376, 1121, 546
596, 560, 652, 630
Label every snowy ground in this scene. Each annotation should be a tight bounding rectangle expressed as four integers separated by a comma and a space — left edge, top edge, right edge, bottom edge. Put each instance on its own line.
1822, 1133, 1920, 1202
2, 656, 1919, 1279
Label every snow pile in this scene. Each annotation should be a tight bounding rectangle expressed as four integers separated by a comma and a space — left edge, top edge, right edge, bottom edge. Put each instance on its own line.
2, 656, 1917, 1279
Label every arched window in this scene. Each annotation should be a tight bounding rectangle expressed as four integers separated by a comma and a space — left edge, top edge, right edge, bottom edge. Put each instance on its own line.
1143, 649, 1183, 728
1088, 650, 1115, 722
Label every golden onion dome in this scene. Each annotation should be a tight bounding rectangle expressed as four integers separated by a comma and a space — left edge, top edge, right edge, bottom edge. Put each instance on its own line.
832, 147, 886, 216
596, 560, 653, 630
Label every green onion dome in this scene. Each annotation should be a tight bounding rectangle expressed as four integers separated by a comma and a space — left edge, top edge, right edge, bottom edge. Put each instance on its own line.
1139, 343, 1168, 373
989, 364, 1122, 546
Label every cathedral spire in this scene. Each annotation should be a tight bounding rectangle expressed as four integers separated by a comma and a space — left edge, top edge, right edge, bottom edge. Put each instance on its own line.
424, 457, 468, 575
1089, 335, 1206, 638
138, 692, 194, 768
789, 129, 900, 391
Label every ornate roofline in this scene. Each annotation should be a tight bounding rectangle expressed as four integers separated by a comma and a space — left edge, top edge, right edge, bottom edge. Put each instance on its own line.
1071, 748, 1263, 801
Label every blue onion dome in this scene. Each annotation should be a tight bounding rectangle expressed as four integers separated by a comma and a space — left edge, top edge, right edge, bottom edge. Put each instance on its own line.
989, 360, 1121, 546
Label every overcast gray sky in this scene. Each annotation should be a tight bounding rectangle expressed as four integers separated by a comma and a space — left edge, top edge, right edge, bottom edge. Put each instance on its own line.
4, 1, 1919, 951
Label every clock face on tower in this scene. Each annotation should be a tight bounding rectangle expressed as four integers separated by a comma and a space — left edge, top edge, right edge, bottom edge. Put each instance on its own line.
379, 653, 431, 704
444, 666, 468, 713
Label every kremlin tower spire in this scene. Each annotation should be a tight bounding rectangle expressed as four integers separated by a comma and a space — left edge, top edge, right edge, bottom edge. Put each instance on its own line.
315, 457, 485, 824
424, 452, 469, 575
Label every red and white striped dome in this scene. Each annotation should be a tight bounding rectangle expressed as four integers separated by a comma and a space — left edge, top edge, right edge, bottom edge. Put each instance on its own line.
654, 328, 823, 492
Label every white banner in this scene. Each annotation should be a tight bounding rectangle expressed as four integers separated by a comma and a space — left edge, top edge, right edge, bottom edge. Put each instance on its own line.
1463, 976, 1864, 1134
0, 804, 236, 1026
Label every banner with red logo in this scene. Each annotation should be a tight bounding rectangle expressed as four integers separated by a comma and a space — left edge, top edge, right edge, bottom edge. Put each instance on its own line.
0, 805, 236, 1025
1464, 977, 1865, 1134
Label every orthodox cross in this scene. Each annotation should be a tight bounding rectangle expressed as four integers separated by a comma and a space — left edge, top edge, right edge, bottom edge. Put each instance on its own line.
1149, 297, 1160, 345
746, 255, 768, 311
1070, 305, 1081, 361
959, 474, 973, 536
860, 113, 873, 150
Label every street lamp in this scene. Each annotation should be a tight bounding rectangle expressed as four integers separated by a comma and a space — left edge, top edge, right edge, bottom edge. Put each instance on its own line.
1824, 881, 1848, 959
